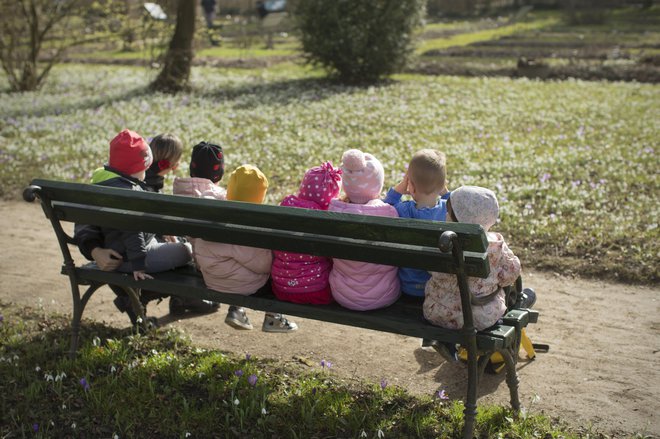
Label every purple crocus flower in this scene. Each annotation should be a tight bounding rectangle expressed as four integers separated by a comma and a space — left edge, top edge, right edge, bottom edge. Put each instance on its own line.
320, 359, 332, 369
234, 370, 243, 377
33, 423, 39, 432
437, 389, 449, 400
245, 353, 251, 361
380, 379, 387, 390
0, 314, 4, 323
248, 374, 258, 386
79, 377, 90, 391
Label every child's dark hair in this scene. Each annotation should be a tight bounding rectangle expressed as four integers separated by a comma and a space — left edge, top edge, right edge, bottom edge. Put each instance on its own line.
149, 133, 183, 171
190, 141, 225, 183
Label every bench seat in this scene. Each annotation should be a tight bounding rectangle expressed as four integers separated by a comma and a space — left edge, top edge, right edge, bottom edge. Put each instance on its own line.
72, 264, 519, 352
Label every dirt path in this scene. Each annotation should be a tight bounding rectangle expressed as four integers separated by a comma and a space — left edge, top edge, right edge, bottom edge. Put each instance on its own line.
1, 200, 658, 437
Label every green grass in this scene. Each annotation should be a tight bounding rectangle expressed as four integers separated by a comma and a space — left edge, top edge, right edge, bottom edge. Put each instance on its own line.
417, 16, 561, 54
0, 305, 581, 438
198, 43, 298, 58
0, 63, 658, 283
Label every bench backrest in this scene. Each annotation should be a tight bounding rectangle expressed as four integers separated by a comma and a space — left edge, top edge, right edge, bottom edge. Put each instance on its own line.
29, 179, 491, 277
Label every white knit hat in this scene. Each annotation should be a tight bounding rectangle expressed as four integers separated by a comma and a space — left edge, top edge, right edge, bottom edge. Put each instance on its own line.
450, 186, 499, 231
340, 149, 384, 204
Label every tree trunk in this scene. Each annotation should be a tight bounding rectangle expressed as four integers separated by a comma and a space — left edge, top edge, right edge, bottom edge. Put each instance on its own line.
150, 0, 196, 93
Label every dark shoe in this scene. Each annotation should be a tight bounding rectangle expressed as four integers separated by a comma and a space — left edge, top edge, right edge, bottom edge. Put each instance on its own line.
517, 288, 537, 309
433, 342, 458, 363
140, 290, 168, 304
169, 296, 219, 316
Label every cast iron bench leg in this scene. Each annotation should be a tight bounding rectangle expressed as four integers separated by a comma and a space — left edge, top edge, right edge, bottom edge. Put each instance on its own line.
501, 348, 521, 411
68, 282, 102, 358
463, 338, 479, 439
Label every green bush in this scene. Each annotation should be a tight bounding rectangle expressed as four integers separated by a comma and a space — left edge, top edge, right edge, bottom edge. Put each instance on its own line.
294, 0, 426, 84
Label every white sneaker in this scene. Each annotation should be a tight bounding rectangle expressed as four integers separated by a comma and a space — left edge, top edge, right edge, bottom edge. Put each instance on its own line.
262, 313, 298, 333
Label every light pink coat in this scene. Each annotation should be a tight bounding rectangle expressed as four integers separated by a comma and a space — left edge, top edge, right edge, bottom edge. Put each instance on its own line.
172, 177, 271, 295
328, 199, 401, 310
173, 177, 227, 201
423, 233, 521, 330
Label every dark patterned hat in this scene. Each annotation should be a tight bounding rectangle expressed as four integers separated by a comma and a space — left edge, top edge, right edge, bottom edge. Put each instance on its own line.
190, 141, 224, 183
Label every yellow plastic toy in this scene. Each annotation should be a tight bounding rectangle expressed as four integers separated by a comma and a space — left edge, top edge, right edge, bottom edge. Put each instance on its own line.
458, 328, 537, 374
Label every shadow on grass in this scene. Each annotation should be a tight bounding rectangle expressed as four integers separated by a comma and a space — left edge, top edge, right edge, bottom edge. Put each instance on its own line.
1, 86, 152, 120
2, 74, 403, 121
201, 76, 400, 110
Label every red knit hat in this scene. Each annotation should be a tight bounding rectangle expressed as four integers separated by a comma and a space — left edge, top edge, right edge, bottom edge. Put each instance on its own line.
108, 129, 153, 175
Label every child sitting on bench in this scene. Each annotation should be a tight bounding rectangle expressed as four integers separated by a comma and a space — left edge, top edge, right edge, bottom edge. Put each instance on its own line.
424, 185, 521, 361
328, 149, 400, 310
271, 162, 342, 304
77, 129, 192, 282
189, 163, 298, 333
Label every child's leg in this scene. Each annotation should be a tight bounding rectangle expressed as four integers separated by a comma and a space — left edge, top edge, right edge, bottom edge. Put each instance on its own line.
143, 241, 192, 273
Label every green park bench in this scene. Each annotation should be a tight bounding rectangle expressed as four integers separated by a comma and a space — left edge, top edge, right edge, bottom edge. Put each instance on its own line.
24, 178, 539, 439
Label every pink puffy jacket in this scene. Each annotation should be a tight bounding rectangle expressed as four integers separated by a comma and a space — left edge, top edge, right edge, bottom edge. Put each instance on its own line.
173, 177, 227, 201
173, 177, 271, 295
328, 199, 401, 310
271, 195, 333, 304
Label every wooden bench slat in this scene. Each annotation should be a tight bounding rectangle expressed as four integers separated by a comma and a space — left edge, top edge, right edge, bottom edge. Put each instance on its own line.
32, 179, 490, 253
57, 202, 490, 276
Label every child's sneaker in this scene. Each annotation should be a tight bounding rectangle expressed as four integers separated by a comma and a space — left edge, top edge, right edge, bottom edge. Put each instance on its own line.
225, 306, 253, 330
517, 288, 537, 309
262, 313, 298, 333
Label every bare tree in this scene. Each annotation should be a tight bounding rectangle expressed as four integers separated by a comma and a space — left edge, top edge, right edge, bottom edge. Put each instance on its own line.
0, 0, 128, 92
0, 0, 81, 91
150, 0, 196, 93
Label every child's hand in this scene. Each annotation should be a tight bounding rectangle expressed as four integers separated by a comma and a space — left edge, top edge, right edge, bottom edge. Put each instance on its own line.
394, 172, 410, 195
133, 271, 153, 281
91, 247, 123, 271
162, 235, 177, 243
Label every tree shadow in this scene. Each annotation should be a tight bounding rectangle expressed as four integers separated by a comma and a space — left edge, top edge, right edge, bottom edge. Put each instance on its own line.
2, 74, 402, 120
201, 76, 400, 111
1, 86, 152, 120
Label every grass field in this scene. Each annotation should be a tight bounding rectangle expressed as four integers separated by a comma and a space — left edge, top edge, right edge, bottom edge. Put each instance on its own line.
0, 304, 578, 438
0, 63, 658, 283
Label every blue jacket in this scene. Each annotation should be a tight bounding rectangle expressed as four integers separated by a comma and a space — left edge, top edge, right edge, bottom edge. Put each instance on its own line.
383, 188, 450, 297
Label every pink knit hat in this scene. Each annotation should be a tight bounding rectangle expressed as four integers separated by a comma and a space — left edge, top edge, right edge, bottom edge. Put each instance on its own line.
297, 162, 342, 209
340, 149, 384, 204
109, 129, 153, 175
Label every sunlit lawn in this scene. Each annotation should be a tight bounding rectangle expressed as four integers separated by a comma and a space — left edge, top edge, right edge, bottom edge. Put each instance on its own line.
1, 63, 658, 283
0, 305, 579, 438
